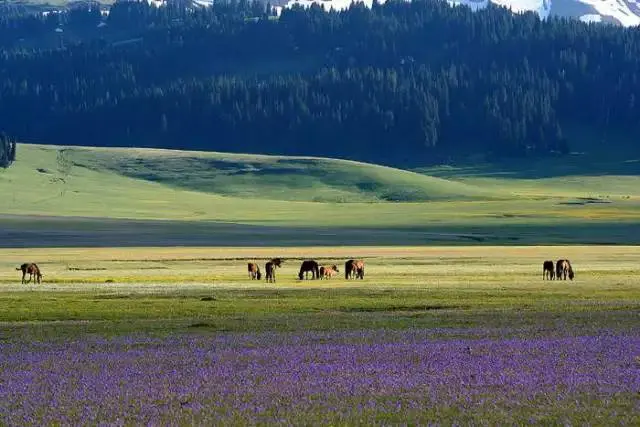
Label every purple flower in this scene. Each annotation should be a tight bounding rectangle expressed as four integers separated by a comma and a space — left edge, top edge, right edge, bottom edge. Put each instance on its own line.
0, 329, 638, 424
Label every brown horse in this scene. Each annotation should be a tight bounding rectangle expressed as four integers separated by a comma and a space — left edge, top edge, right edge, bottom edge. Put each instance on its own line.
265, 258, 283, 283
542, 260, 555, 280
319, 264, 339, 279
298, 260, 320, 280
556, 259, 574, 281
345, 259, 365, 279
17, 263, 43, 284
247, 262, 261, 280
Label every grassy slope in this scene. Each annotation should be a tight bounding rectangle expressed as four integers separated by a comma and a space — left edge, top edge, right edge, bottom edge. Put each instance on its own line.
66, 145, 501, 202
1, 143, 639, 246
418, 126, 640, 199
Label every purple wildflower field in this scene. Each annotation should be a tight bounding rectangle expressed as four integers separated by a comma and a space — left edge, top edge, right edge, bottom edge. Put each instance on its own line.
1, 328, 638, 425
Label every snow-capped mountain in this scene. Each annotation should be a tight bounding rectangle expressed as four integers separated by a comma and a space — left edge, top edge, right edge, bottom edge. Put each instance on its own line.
277, 0, 640, 27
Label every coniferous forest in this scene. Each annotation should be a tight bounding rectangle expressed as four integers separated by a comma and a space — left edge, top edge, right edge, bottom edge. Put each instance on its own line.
0, 0, 639, 165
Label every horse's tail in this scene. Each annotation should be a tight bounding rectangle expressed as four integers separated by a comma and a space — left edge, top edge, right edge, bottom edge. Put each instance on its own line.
360, 265, 364, 279
315, 265, 320, 279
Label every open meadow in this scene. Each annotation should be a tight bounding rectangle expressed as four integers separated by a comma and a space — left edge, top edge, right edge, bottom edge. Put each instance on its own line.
0, 245, 638, 424
1, 143, 639, 423
1, 144, 640, 247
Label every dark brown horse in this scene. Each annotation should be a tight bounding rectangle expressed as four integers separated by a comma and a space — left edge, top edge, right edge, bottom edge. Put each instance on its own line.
247, 262, 261, 280
17, 263, 43, 284
345, 259, 365, 279
298, 260, 320, 280
542, 260, 555, 280
319, 264, 339, 279
556, 259, 574, 280
265, 258, 283, 283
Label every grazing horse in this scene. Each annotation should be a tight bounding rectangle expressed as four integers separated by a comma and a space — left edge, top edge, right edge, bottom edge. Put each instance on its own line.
17, 263, 43, 284
298, 260, 320, 280
265, 258, 283, 283
556, 259, 574, 281
345, 259, 365, 280
319, 265, 339, 279
542, 260, 555, 280
247, 262, 261, 280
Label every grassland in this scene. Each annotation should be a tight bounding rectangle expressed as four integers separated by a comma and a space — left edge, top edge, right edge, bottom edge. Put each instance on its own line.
1, 144, 640, 246
1, 245, 638, 334
1, 246, 638, 424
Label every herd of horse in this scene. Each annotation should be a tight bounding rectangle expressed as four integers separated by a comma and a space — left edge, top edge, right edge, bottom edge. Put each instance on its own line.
248, 258, 365, 283
14, 258, 575, 284
542, 259, 575, 281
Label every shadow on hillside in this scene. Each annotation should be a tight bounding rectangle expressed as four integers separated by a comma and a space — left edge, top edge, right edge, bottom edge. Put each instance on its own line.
419, 126, 640, 179
419, 154, 640, 180
1, 215, 639, 247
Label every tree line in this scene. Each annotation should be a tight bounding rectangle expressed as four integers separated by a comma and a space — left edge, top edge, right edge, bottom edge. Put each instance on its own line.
0, 0, 638, 165
0, 133, 17, 168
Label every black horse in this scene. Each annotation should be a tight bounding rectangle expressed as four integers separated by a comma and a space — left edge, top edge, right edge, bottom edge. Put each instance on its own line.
298, 260, 320, 280
542, 260, 555, 280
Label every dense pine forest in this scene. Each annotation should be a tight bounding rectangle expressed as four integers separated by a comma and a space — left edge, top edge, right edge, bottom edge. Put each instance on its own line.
0, 0, 639, 165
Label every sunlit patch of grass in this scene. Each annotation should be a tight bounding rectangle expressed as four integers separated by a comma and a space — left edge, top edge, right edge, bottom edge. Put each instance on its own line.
0, 245, 638, 337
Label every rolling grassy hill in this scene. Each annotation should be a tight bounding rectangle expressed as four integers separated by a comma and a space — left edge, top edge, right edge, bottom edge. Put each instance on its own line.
1, 143, 639, 246
66, 145, 502, 203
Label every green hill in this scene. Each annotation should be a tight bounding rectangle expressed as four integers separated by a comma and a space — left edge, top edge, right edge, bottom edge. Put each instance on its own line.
0, 143, 503, 221
65, 145, 501, 203
1, 143, 640, 247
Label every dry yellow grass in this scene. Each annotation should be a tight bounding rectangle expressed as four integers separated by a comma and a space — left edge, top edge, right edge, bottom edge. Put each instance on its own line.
1, 246, 639, 294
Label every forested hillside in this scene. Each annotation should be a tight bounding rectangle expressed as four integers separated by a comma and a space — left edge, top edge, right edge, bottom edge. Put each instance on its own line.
0, 0, 639, 165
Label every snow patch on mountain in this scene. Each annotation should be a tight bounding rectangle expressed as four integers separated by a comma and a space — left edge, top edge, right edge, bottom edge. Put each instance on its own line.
282, 0, 552, 18
284, 0, 378, 10
576, 0, 640, 26
447, 0, 489, 11
579, 13, 603, 22
492, 0, 552, 18
278, 0, 640, 27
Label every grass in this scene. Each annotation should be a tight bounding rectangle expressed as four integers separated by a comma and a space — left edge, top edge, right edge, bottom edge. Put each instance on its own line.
15, 144, 502, 204
1, 143, 640, 246
0, 246, 637, 423
1, 245, 638, 335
